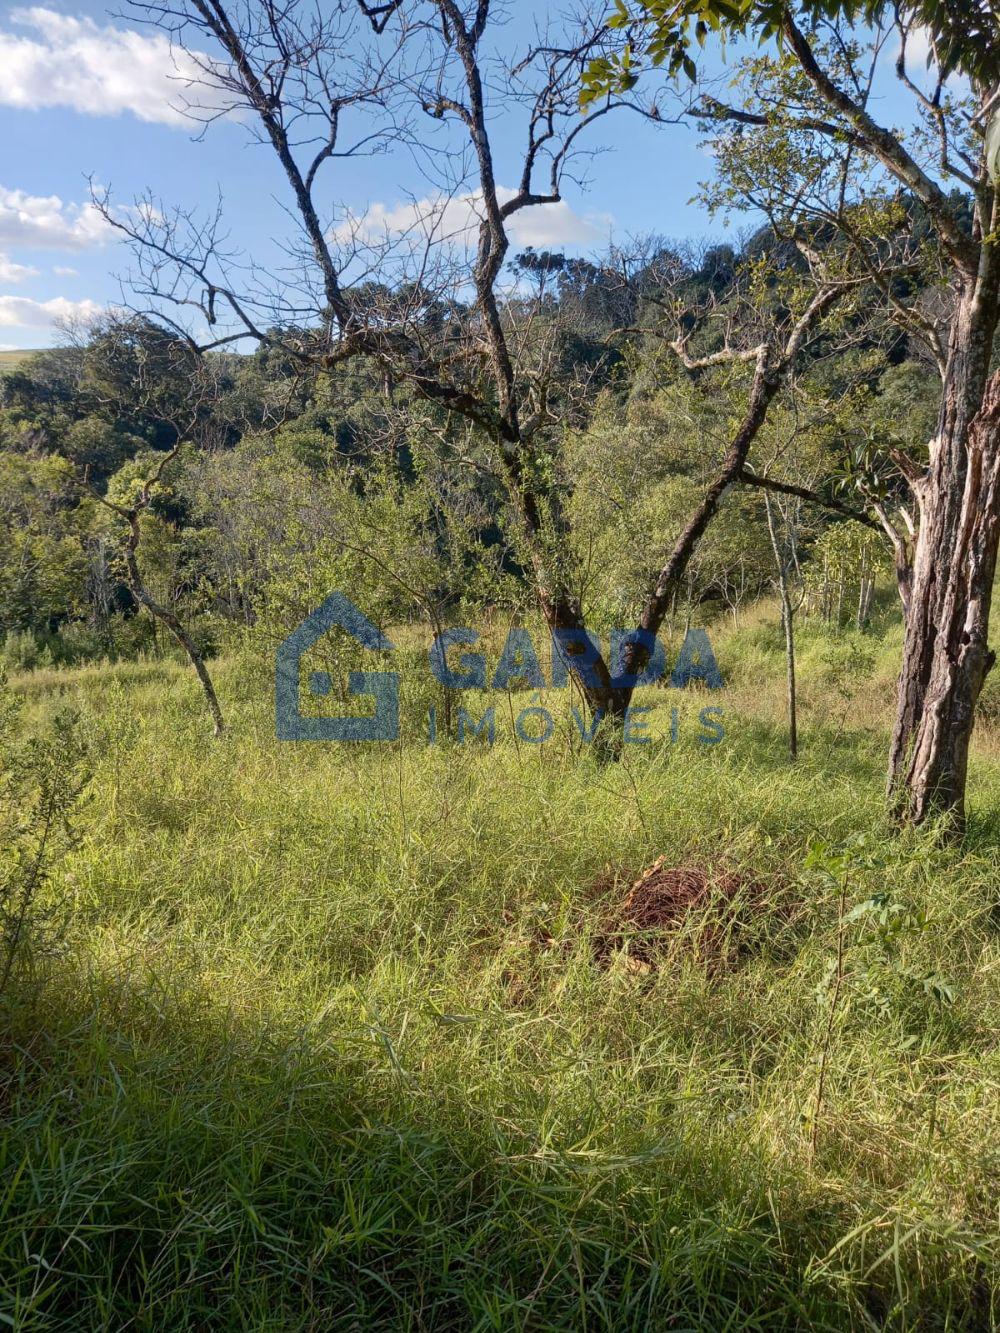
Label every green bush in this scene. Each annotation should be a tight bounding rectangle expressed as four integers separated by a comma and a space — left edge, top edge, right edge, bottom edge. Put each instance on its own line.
0, 675, 88, 994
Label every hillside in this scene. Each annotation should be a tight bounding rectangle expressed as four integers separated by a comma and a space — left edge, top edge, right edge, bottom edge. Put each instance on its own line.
0, 348, 42, 369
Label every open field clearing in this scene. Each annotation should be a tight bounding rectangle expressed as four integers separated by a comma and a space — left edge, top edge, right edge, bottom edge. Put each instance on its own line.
3, 616, 1000, 1329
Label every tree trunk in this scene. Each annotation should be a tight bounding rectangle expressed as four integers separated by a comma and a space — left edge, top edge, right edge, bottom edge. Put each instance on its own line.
888, 294, 1000, 832
539, 348, 783, 736
856, 554, 870, 631
123, 519, 225, 738
785, 593, 798, 761
765, 495, 798, 761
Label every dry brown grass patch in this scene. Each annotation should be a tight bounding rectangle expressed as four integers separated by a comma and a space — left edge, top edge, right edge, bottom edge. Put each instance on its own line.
594, 857, 771, 972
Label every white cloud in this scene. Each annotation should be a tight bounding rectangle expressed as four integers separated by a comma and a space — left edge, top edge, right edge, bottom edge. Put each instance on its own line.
0, 185, 109, 251
0, 253, 39, 283
502, 193, 613, 250
0, 7, 222, 126
0, 294, 103, 329
334, 188, 612, 253
898, 25, 934, 68
894, 25, 967, 88
53, 265, 78, 277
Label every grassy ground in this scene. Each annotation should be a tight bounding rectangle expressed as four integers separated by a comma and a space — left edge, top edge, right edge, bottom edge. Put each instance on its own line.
0, 349, 40, 369
2, 606, 1000, 1329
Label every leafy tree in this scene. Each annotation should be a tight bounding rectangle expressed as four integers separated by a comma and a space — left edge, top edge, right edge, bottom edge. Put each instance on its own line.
0, 452, 89, 637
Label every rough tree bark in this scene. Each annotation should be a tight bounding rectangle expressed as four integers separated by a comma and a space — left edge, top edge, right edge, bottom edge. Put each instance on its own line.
776, 13, 1000, 833
888, 326, 1000, 831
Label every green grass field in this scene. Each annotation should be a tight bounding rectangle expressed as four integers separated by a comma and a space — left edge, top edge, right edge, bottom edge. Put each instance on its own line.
2, 609, 1000, 1329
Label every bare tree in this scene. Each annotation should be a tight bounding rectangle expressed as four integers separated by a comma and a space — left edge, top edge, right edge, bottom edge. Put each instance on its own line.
608, 241, 876, 700
94, 0, 874, 739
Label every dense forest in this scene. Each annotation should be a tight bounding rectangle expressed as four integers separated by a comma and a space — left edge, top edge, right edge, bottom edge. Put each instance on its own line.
0, 224, 938, 673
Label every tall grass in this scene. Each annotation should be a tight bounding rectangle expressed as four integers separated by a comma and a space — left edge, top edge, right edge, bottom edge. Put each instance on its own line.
1, 612, 1000, 1329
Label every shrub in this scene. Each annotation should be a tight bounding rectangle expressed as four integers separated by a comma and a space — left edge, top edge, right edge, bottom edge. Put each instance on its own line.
0, 674, 89, 995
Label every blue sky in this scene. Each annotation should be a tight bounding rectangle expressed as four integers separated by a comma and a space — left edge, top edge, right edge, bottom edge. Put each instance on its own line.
0, 0, 743, 349
0, 0, 936, 349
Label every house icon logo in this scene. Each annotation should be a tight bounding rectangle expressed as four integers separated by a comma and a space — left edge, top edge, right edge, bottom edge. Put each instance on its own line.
275, 592, 399, 741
